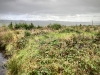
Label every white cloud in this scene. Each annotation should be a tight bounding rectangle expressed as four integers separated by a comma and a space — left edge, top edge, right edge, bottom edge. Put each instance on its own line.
0, 13, 100, 22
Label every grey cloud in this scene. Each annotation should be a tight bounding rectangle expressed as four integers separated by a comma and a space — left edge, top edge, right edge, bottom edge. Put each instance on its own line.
0, 0, 100, 15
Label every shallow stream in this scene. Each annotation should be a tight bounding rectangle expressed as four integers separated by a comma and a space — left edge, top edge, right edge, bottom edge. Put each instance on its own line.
0, 53, 7, 75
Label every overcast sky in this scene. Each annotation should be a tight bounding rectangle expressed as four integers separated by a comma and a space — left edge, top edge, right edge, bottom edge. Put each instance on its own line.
0, 0, 100, 22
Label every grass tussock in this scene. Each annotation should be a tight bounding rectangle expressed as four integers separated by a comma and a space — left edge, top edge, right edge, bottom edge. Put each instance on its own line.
0, 24, 100, 75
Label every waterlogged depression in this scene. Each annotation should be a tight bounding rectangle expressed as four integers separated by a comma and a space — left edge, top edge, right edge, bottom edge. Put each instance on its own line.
0, 53, 7, 75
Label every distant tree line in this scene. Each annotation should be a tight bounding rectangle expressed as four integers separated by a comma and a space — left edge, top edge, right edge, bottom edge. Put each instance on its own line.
8, 22, 62, 30
8, 22, 35, 30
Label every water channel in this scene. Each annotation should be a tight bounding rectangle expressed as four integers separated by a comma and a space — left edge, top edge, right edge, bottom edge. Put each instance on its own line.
0, 44, 7, 75
0, 52, 7, 75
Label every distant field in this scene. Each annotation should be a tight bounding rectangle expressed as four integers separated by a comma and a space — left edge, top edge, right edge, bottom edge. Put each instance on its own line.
0, 23, 100, 75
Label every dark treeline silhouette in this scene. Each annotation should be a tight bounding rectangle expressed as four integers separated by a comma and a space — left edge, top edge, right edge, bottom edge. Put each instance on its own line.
8, 22, 35, 30
8, 22, 62, 30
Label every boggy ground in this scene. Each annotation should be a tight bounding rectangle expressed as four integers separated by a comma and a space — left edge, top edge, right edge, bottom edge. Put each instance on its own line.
0, 24, 100, 75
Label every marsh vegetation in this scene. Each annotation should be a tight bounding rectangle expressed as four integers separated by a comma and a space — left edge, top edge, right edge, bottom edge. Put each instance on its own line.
0, 23, 100, 75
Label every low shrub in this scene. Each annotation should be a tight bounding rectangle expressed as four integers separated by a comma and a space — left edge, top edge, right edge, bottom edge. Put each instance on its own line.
8, 22, 13, 29
14, 24, 20, 29
24, 31, 31, 37
28, 23, 35, 29
37, 25, 42, 29
47, 23, 62, 30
